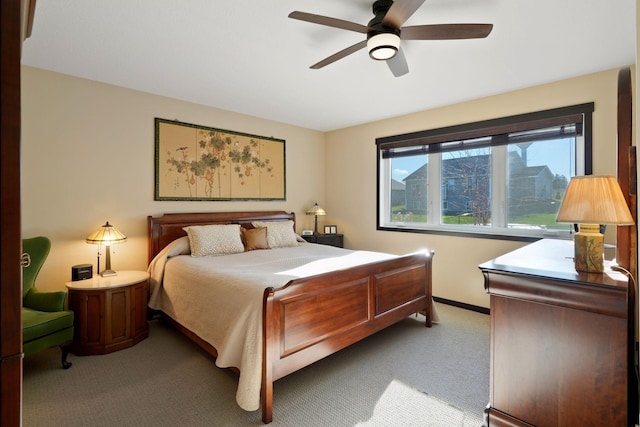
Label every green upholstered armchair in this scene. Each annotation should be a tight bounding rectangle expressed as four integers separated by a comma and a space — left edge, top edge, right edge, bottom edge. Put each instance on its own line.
22, 236, 74, 369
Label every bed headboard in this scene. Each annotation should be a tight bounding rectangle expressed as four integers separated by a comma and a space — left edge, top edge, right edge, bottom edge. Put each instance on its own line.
147, 211, 296, 264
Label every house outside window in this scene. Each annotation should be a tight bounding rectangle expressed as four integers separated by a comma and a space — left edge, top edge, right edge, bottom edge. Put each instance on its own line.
377, 103, 593, 240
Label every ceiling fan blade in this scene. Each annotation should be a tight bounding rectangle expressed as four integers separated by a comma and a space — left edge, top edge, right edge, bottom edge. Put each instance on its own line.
401, 23, 493, 40
289, 11, 372, 34
387, 48, 409, 77
382, 0, 426, 29
310, 40, 368, 69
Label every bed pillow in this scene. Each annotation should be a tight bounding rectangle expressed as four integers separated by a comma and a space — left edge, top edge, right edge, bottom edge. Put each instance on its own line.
167, 236, 191, 257
183, 224, 244, 256
242, 227, 270, 251
252, 220, 299, 248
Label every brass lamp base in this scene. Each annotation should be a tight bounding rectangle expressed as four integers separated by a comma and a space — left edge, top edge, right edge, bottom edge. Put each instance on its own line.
100, 270, 117, 277
100, 245, 118, 277
573, 223, 604, 273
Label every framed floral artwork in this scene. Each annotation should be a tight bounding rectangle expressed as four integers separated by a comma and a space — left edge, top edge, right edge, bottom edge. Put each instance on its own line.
155, 118, 285, 201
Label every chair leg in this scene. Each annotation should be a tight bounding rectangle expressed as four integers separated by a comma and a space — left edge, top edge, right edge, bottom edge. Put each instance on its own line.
60, 344, 72, 369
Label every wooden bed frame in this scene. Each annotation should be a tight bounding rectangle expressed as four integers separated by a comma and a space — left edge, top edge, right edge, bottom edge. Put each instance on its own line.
147, 210, 434, 423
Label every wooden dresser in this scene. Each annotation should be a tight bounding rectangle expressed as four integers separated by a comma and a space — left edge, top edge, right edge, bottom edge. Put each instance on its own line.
479, 239, 636, 427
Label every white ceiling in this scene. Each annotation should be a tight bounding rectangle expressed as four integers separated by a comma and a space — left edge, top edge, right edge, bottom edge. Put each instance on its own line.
21, 0, 636, 132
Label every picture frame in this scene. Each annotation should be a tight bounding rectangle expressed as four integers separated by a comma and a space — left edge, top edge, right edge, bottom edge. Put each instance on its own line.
155, 118, 286, 201
324, 225, 338, 235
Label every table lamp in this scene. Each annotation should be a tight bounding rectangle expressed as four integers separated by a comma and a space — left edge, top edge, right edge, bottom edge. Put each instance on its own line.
86, 221, 127, 276
306, 203, 326, 235
556, 175, 634, 273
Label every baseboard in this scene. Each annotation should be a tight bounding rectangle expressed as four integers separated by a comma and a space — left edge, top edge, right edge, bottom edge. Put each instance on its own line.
433, 296, 490, 315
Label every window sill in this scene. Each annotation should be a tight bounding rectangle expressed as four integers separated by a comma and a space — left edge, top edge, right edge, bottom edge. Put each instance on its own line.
377, 223, 572, 242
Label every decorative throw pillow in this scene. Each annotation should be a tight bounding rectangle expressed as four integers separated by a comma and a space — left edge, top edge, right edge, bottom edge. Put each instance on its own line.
183, 224, 244, 256
251, 220, 299, 248
242, 227, 270, 251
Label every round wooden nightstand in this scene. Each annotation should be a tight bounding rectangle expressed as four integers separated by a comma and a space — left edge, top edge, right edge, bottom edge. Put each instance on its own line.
66, 270, 149, 355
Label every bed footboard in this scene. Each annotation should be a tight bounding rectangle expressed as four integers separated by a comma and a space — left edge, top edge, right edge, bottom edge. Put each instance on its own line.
260, 251, 433, 423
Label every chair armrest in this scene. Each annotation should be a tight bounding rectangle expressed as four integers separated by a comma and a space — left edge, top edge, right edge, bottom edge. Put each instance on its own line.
24, 289, 67, 312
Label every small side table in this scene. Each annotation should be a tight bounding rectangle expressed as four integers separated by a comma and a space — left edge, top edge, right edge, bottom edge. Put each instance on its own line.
302, 234, 344, 248
66, 270, 149, 355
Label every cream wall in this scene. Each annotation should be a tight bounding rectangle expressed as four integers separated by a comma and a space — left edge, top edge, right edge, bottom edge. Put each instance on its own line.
22, 66, 632, 309
21, 66, 326, 291
325, 68, 629, 308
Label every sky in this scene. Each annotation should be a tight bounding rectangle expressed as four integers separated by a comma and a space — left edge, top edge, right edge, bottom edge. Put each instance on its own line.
391, 138, 575, 183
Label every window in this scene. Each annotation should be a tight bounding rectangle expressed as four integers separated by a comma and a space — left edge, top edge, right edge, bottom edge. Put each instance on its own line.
377, 103, 593, 240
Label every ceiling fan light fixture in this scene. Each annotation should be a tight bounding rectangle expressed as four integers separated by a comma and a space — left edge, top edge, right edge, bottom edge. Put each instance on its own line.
367, 33, 400, 60
289, 1, 494, 76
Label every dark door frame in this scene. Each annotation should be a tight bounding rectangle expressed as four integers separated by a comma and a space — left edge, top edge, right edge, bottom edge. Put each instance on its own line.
1, 0, 35, 425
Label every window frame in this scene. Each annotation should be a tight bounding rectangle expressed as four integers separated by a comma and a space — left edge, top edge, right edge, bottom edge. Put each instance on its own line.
376, 103, 594, 242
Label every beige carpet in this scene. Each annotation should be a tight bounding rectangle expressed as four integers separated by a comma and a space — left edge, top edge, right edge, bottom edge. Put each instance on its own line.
356, 380, 465, 426
22, 303, 489, 426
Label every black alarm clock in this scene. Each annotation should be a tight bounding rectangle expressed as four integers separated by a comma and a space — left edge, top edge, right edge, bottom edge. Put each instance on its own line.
71, 264, 93, 281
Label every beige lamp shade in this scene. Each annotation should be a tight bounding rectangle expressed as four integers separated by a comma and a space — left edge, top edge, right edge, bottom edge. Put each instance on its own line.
86, 221, 128, 245
86, 221, 127, 276
556, 175, 634, 225
306, 203, 326, 216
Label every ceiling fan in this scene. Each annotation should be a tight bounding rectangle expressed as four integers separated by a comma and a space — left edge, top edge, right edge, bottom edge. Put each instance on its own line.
288, 0, 493, 77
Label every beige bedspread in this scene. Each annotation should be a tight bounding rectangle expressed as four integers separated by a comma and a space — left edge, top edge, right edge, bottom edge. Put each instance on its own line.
148, 239, 437, 412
